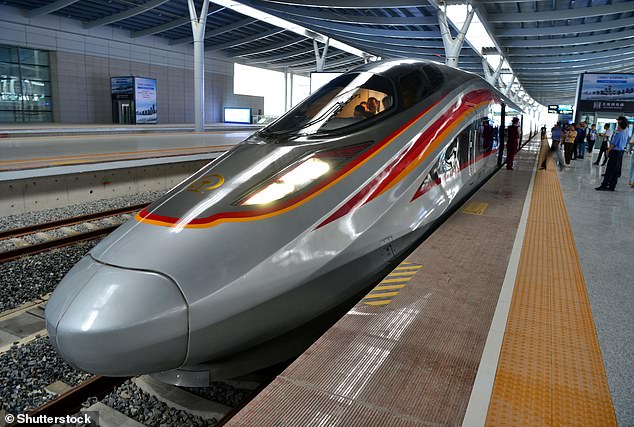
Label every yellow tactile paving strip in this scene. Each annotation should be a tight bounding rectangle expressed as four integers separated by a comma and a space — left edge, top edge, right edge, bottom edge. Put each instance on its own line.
485, 151, 617, 426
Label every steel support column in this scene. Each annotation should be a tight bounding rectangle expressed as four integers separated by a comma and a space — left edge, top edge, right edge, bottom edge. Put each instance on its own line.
438, 4, 474, 68
313, 38, 330, 72
482, 57, 503, 88
188, 0, 210, 132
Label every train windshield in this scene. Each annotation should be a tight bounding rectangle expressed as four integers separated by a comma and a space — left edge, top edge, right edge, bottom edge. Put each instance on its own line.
262, 72, 394, 138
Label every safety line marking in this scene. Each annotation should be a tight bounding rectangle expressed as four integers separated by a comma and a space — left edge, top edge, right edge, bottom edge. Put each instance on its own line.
362, 262, 422, 307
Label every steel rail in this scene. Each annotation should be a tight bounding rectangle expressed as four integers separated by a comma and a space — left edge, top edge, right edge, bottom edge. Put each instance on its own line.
0, 226, 119, 264
10, 376, 129, 426
0, 203, 147, 240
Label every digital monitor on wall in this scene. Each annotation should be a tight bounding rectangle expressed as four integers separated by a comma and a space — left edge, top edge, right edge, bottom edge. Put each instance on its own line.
577, 73, 634, 112
134, 77, 157, 124
224, 107, 251, 124
111, 77, 134, 95
310, 72, 342, 94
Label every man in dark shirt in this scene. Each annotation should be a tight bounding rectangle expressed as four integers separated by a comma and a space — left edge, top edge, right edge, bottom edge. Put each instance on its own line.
506, 117, 520, 170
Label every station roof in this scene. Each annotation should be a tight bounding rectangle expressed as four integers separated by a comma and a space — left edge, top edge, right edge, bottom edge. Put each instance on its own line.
4, 0, 634, 106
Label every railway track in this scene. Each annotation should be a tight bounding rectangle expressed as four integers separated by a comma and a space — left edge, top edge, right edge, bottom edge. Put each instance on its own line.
0, 204, 147, 263
12, 372, 273, 426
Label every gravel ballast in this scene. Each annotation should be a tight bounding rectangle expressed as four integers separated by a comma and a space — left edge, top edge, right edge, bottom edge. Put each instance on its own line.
0, 240, 99, 312
0, 190, 163, 231
0, 337, 91, 414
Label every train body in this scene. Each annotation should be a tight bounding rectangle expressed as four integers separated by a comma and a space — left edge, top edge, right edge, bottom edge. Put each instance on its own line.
46, 59, 519, 384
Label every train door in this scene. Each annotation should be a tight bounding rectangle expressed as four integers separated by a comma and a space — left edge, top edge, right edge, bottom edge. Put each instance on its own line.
469, 122, 478, 177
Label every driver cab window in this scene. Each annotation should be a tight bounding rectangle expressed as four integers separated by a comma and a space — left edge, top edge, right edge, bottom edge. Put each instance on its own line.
266, 73, 394, 136
320, 76, 394, 131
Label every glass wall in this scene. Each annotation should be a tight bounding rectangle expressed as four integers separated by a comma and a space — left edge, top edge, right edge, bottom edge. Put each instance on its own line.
0, 45, 53, 122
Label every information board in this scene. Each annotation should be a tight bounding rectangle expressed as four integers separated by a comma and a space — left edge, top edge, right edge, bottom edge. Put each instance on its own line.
134, 77, 157, 124
578, 73, 634, 112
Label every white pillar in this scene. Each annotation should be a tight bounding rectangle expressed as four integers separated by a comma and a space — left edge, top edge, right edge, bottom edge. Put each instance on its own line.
482, 57, 503, 88
438, 5, 474, 68
313, 38, 329, 72
187, 0, 209, 132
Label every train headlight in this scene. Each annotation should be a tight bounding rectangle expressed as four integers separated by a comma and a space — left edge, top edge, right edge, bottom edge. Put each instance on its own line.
242, 158, 331, 206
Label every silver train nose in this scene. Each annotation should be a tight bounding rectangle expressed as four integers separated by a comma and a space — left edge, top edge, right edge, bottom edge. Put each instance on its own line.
46, 256, 188, 376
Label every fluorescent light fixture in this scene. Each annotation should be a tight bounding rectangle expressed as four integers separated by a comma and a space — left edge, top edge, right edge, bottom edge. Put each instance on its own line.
211, 0, 372, 59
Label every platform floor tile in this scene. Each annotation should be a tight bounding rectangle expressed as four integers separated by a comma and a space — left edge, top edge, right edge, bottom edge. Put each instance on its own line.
485, 155, 617, 426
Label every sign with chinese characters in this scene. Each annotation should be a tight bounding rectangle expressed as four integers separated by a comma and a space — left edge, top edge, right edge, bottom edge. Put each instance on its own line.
578, 73, 634, 113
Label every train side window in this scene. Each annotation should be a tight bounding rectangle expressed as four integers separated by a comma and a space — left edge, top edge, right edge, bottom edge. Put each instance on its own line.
457, 125, 471, 166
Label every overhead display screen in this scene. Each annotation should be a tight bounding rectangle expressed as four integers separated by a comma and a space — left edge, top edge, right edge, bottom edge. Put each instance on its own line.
548, 105, 558, 114
578, 73, 634, 112
111, 77, 134, 95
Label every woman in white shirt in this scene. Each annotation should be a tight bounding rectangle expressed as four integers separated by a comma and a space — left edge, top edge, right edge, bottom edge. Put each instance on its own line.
594, 123, 612, 166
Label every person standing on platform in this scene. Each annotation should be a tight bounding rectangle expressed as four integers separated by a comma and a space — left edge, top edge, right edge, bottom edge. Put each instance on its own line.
575, 121, 588, 159
506, 117, 520, 170
563, 124, 576, 166
596, 116, 629, 191
550, 122, 565, 170
586, 123, 597, 153
594, 123, 612, 166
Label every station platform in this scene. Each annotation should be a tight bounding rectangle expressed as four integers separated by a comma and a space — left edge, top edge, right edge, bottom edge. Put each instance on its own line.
228, 138, 632, 426
0, 124, 258, 181
0, 122, 262, 138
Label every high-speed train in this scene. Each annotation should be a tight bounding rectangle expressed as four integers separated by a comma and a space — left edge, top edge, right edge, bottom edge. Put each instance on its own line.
46, 59, 520, 384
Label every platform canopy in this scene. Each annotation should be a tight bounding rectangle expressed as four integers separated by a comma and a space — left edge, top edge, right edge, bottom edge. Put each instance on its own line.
5, 0, 634, 105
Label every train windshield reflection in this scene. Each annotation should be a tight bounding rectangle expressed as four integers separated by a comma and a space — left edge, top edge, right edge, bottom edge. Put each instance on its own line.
262, 72, 394, 138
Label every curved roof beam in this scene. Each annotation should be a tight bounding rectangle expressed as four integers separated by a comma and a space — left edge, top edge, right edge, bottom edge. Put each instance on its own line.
244, 47, 314, 63
505, 38, 634, 56
517, 61, 634, 76
511, 54, 634, 70
206, 28, 285, 51
170, 17, 258, 45
246, 1, 437, 25
132, 5, 224, 38
497, 16, 634, 38
256, 0, 431, 8
211, 0, 371, 59
313, 31, 444, 48
276, 16, 440, 38
83, 0, 170, 29
485, 3, 634, 23
233, 37, 307, 57
509, 48, 634, 64
26, 0, 79, 18
504, 29, 634, 48
265, 51, 342, 68
132, 17, 189, 38
339, 39, 444, 55
287, 56, 365, 73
